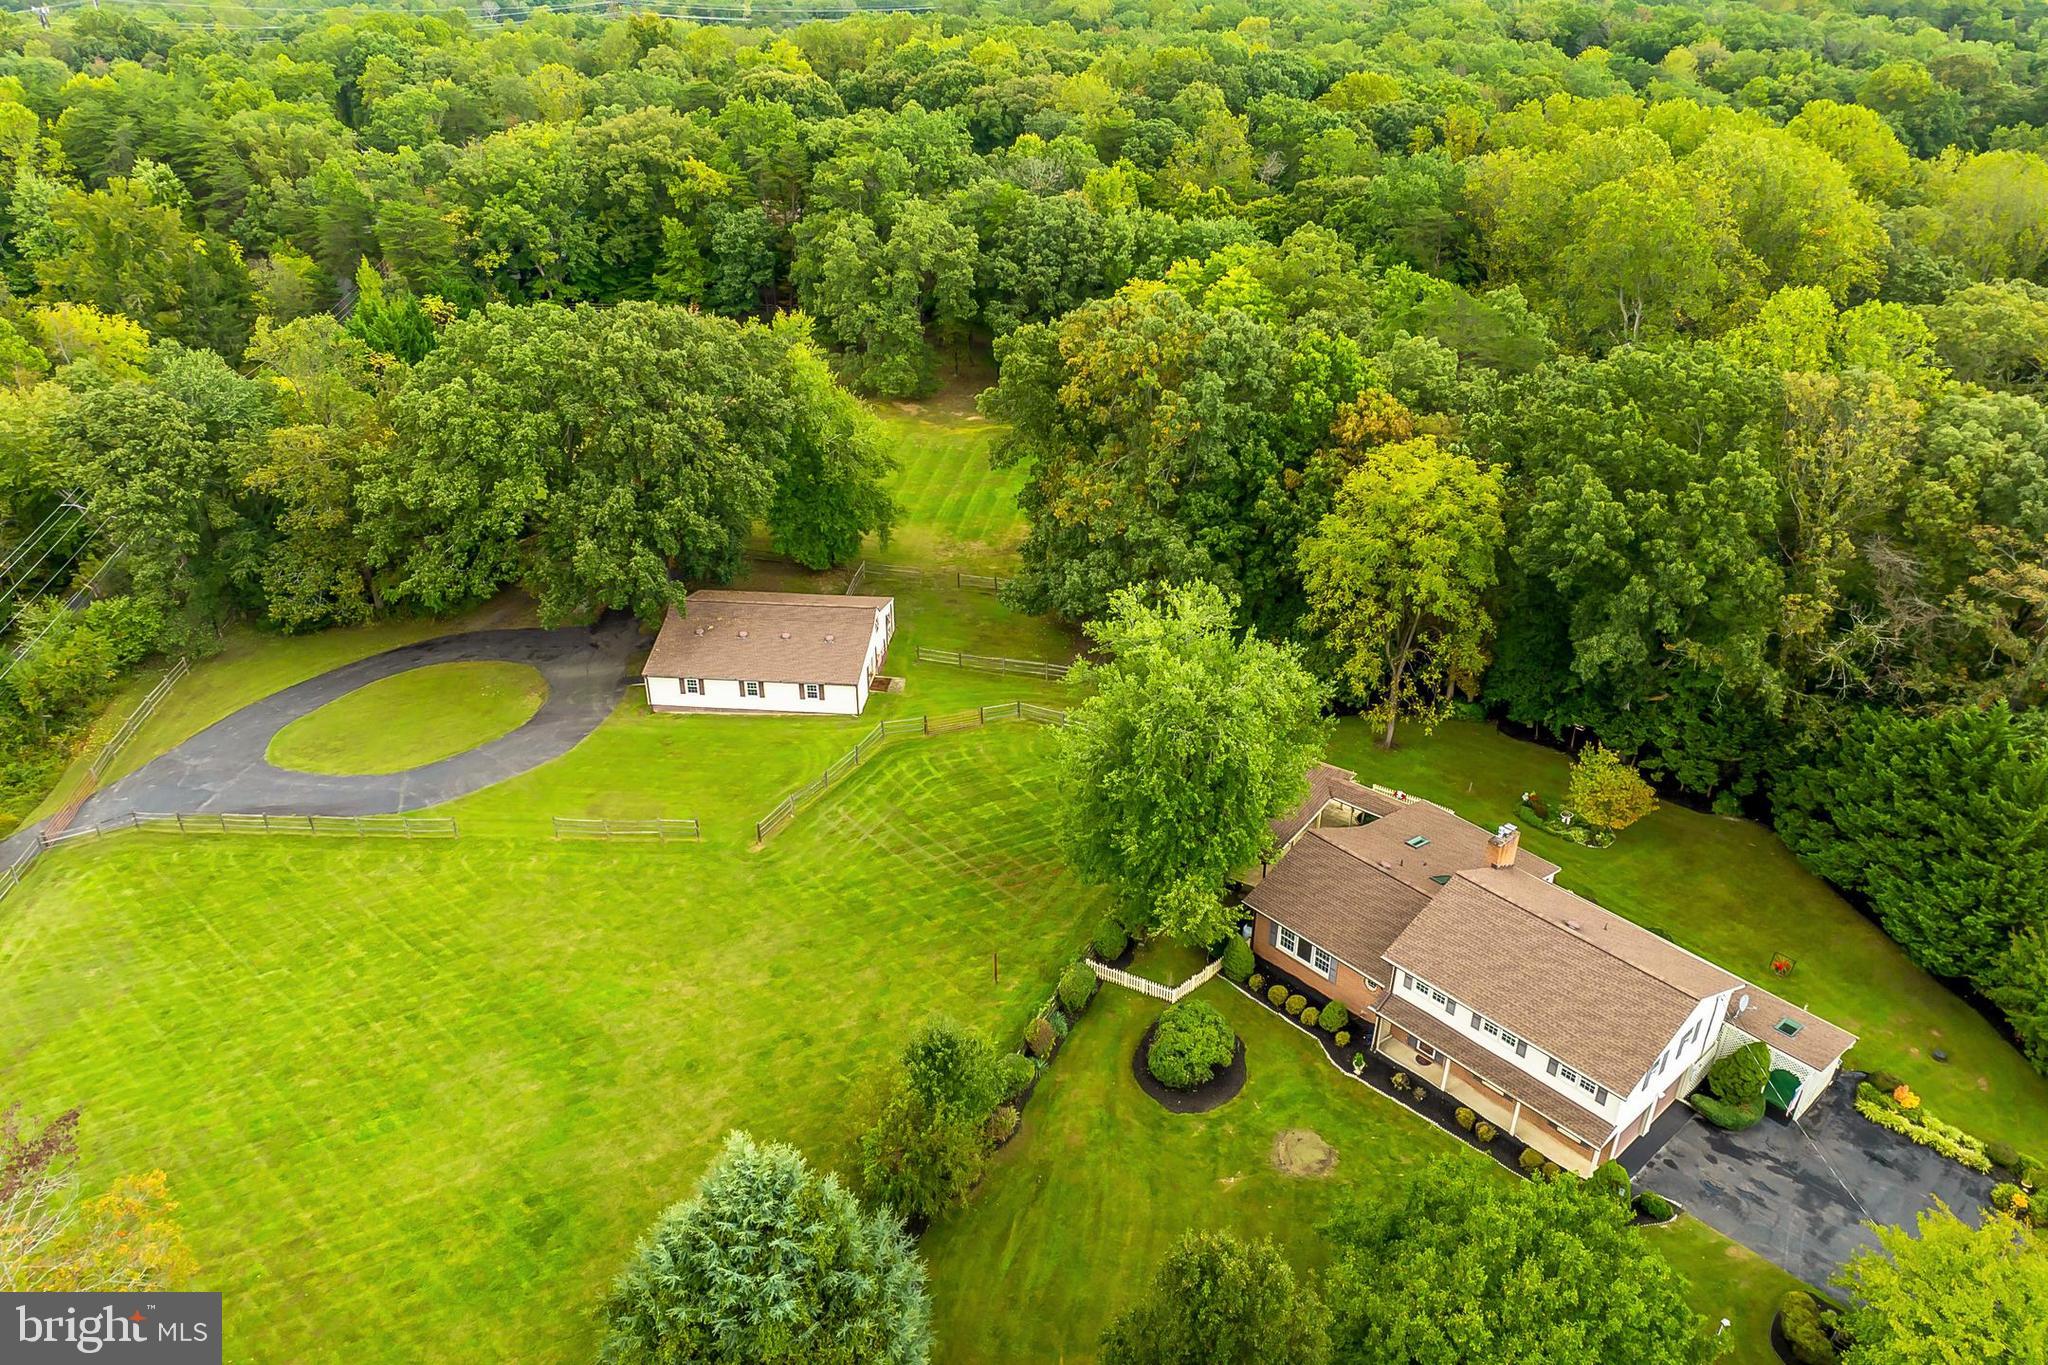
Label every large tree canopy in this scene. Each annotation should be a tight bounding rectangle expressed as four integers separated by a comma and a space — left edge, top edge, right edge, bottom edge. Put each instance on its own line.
1055, 580, 1328, 946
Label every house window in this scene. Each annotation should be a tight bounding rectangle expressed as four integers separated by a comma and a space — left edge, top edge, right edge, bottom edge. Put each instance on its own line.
801, 683, 822, 701
1274, 925, 1334, 979
1578, 1075, 1599, 1097
1483, 1019, 1499, 1036
683, 677, 702, 695
1410, 975, 1431, 996
1408, 1034, 1436, 1063
1558, 1063, 1579, 1084
742, 680, 763, 698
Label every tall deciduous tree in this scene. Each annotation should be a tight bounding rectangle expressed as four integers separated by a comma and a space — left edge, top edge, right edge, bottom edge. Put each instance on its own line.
1055, 581, 1328, 945
768, 318, 895, 569
1099, 1231, 1328, 1365
1298, 436, 1504, 747
1323, 1158, 1717, 1364
1566, 744, 1658, 833
1835, 1203, 2048, 1363
599, 1131, 930, 1365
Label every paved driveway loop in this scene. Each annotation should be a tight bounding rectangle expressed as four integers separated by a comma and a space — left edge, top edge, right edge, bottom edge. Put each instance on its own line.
9, 620, 641, 857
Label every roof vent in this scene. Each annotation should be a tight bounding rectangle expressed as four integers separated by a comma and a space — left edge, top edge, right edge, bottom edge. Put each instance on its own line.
824, 633, 835, 642
779, 632, 791, 640
693, 627, 703, 636
1563, 918, 1584, 933
737, 629, 748, 639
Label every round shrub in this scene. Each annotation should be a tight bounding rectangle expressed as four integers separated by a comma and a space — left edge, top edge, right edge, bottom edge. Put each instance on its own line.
997, 1052, 1037, 1101
1454, 1107, 1476, 1131
1693, 1091, 1765, 1131
1987, 1140, 2022, 1173
1300, 1006, 1320, 1029
1221, 936, 1256, 984
1247, 972, 1266, 995
1318, 999, 1350, 1033
1634, 1190, 1675, 1223
1284, 994, 1306, 1017
1590, 1159, 1631, 1203
1779, 1289, 1837, 1365
1993, 1182, 2030, 1218
1334, 1031, 1351, 1048
1267, 984, 1289, 1008
1540, 1160, 1563, 1179
1046, 1007, 1070, 1040
1473, 1121, 1497, 1145
1518, 1147, 1546, 1173
1146, 1000, 1237, 1091
1025, 1017, 1056, 1059
1058, 961, 1096, 1016
1092, 916, 1128, 962
1707, 1041, 1772, 1103
1390, 1071, 1410, 1089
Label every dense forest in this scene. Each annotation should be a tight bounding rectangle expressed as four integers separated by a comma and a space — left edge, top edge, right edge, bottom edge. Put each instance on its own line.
0, 0, 2044, 1068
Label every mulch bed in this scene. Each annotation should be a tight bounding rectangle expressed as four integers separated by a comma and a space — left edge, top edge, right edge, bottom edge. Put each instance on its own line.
1768, 1311, 1801, 1365
1132, 1019, 1247, 1114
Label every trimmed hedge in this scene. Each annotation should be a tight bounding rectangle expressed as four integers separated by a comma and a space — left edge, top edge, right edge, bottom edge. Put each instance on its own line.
1146, 1000, 1237, 1091
1025, 1017, 1056, 1059
1693, 1092, 1765, 1130
1284, 994, 1306, 1016
1300, 1006, 1320, 1029
1518, 1147, 1546, 1173
1057, 961, 1096, 1016
1590, 1160, 1631, 1203
1473, 1121, 1496, 1145
1707, 1041, 1772, 1103
1091, 916, 1128, 962
1221, 936, 1256, 984
1779, 1290, 1837, 1365
1268, 984, 1289, 1008
1454, 1107, 1476, 1131
1855, 1082, 1994, 1173
1634, 1190, 1674, 1222
1334, 1030, 1350, 1048
1318, 999, 1350, 1033
997, 1052, 1036, 1101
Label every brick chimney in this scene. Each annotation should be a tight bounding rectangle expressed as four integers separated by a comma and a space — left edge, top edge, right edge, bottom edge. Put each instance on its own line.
1486, 823, 1519, 869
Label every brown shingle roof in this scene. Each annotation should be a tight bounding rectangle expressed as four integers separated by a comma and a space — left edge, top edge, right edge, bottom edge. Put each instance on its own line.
1457, 867, 1738, 1000
1269, 763, 1405, 848
1378, 995, 1618, 1144
1244, 830, 1431, 974
1726, 982, 1859, 1071
1316, 804, 1559, 891
1384, 871, 1701, 1093
643, 590, 890, 687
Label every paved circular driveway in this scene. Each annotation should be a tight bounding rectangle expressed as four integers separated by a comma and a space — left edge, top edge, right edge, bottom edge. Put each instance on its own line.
53, 619, 642, 835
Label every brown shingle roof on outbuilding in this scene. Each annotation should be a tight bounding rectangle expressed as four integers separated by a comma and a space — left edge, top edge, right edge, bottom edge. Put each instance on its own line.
1244, 830, 1432, 974
643, 590, 890, 687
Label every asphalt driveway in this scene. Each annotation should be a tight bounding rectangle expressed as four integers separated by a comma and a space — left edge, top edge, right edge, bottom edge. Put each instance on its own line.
3, 619, 642, 859
1636, 1074, 1995, 1288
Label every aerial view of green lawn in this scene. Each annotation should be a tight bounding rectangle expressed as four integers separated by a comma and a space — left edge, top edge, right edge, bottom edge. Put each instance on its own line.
265, 660, 549, 773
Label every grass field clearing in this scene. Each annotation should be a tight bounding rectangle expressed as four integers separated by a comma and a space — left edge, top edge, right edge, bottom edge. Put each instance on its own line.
265, 661, 548, 774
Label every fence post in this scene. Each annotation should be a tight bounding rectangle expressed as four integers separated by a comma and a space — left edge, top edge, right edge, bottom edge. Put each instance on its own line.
923, 714, 929, 735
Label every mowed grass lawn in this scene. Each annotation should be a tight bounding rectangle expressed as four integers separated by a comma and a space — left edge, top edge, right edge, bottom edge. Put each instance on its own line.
868, 383, 1027, 573
266, 661, 549, 774
923, 984, 1798, 1365
1327, 717, 2048, 1145
0, 723, 1107, 1362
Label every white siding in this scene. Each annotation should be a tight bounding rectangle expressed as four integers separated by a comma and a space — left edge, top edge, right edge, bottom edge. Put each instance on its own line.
648, 676, 862, 715
1613, 988, 1732, 1132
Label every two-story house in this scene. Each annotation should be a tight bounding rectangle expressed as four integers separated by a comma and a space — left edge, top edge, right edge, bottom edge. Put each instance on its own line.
1245, 765, 1857, 1175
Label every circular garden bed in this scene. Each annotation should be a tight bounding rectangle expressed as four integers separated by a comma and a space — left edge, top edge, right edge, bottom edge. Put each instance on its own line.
1132, 1000, 1246, 1114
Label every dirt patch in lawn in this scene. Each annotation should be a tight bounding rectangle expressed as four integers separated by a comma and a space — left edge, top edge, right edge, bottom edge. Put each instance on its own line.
1271, 1128, 1338, 1177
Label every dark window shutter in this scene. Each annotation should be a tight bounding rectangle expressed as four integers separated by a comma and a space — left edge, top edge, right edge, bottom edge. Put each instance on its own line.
1546, 1057, 1559, 1076
1595, 1086, 1609, 1104
1442, 995, 1454, 1015
1469, 1011, 1482, 1030
1516, 1040, 1528, 1058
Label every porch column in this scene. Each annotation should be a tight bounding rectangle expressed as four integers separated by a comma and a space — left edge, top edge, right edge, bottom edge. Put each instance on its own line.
1442, 1057, 1452, 1088
1508, 1099, 1522, 1138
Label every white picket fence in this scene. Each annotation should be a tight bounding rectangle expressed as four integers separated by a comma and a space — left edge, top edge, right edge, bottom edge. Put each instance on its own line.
1089, 956, 1223, 1003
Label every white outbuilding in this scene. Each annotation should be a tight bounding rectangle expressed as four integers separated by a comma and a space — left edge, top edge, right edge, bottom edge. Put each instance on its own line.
642, 590, 895, 716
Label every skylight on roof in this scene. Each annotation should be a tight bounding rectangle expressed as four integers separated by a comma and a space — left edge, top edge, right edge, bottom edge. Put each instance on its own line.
1776, 1018, 1803, 1037
1429, 874, 1452, 886
1405, 835, 1431, 848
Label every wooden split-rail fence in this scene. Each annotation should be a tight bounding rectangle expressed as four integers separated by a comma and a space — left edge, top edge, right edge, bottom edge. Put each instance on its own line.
552, 816, 700, 842
913, 646, 1072, 680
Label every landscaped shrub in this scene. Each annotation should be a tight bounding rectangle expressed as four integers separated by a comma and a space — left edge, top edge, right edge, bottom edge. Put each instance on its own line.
1473, 1122, 1497, 1145
1268, 984, 1289, 1008
1853, 1092, 1994, 1173
1692, 1091, 1765, 1131
1025, 1017, 1056, 1060
1300, 1006, 1319, 1029
1590, 1160, 1631, 1203
1221, 937, 1255, 984
1390, 1071, 1410, 1089
1057, 961, 1096, 1016
1045, 1007, 1069, 1040
1519, 1147, 1546, 1173
1634, 1190, 1675, 1223
1318, 1000, 1350, 1033
985, 1104, 1020, 1144
1540, 1160, 1563, 1179
1146, 1000, 1237, 1091
1334, 1031, 1350, 1048
1867, 1069, 1904, 1096
1247, 972, 1265, 995
997, 1052, 1036, 1101
1284, 993, 1306, 1017
1988, 1140, 2022, 1173
1350, 1054, 1365, 1075
1992, 1182, 2029, 1217
1092, 916, 1128, 962
1779, 1290, 1837, 1365
1707, 1041, 1772, 1103
1454, 1107, 1476, 1131
2021, 1156, 2046, 1190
